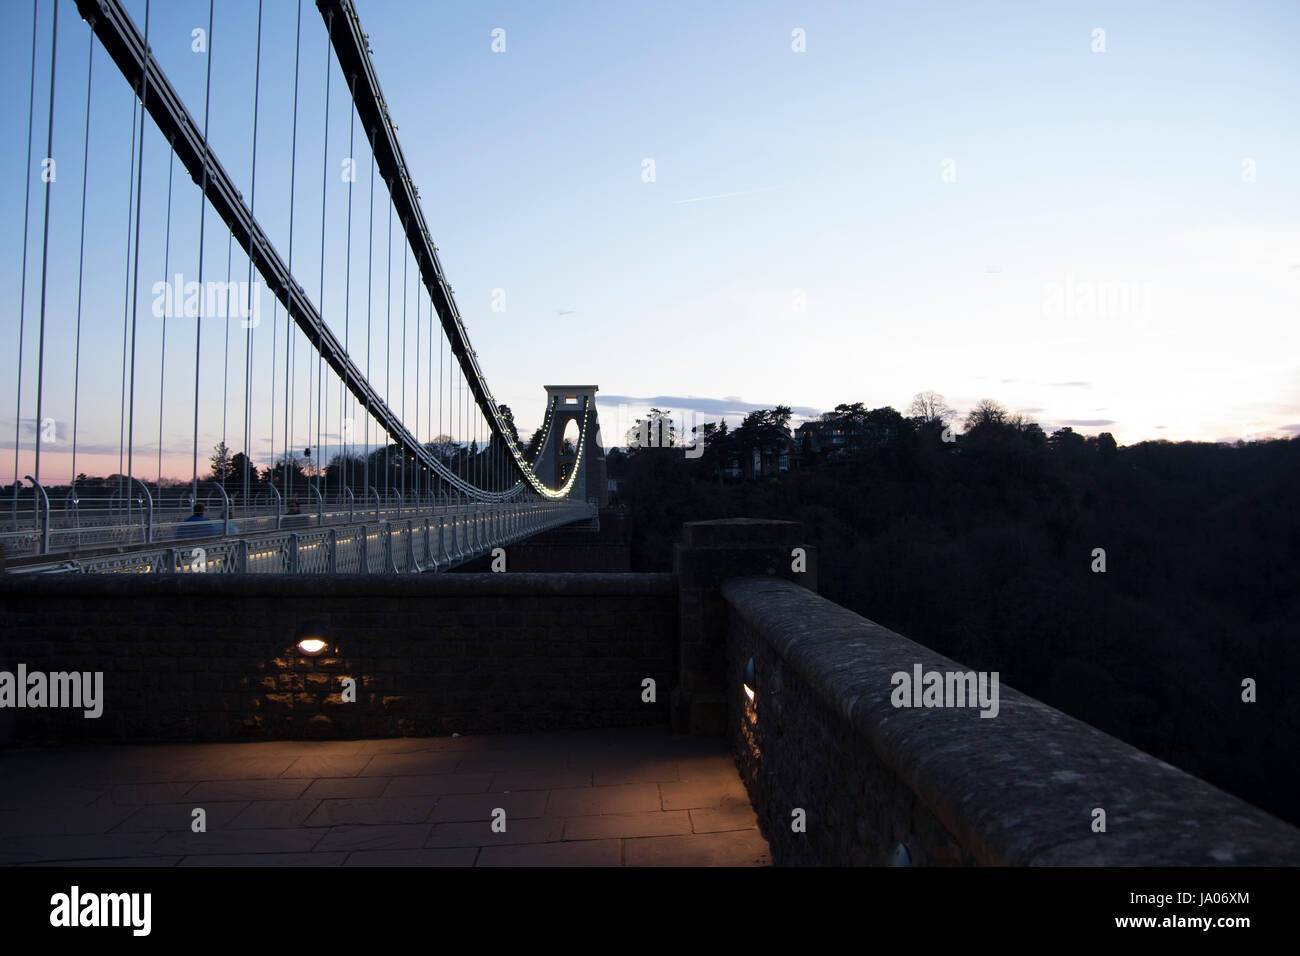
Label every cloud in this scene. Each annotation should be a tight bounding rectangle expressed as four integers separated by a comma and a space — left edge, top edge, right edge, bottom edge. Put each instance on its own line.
1048, 381, 1092, 388
1278, 424, 1300, 433
1059, 418, 1117, 427
597, 394, 820, 420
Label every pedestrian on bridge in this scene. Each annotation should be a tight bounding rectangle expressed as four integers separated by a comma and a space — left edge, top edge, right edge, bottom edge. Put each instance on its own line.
282, 499, 310, 529
175, 504, 218, 539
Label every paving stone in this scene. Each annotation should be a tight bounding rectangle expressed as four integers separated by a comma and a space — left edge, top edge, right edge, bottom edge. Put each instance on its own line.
229, 800, 322, 829
454, 749, 567, 773
675, 753, 742, 781
151, 827, 326, 856
21, 856, 183, 867
625, 829, 772, 867
546, 783, 662, 816
102, 782, 197, 805
425, 817, 565, 848
360, 752, 462, 776
114, 801, 249, 833
312, 824, 432, 852
305, 796, 435, 826
477, 839, 621, 867
0, 729, 770, 867
0, 782, 107, 810
189, 756, 298, 781
343, 847, 478, 866
178, 852, 348, 867
234, 740, 365, 757
173, 741, 341, 758
689, 796, 760, 833
660, 776, 747, 811
490, 769, 593, 792
280, 756, 374, 779
355, 737, 473, 754
0, 831, 167, 865
302, 777, 393, 799
185, 779, 311, 802
590, 760, 680, 787
563, 811, 692, 841
0, 803, 138, 837
430, 791, 549, 823
69, 762, 209, 786
382, 773, 493, 797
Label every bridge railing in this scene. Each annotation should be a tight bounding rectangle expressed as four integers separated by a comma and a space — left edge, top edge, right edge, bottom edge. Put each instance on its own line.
10, 500, 594, 576
0, 490, 530, 559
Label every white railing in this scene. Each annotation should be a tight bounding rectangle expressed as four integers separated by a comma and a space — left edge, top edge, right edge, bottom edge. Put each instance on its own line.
8, 500, 594, 575
0, 490, 532, 559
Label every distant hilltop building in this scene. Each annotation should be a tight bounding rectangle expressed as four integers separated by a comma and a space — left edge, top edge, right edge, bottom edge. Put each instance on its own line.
795, 415, 898, 459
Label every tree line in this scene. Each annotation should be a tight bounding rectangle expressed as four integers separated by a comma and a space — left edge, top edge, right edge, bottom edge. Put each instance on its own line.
608, 392, 1300, 827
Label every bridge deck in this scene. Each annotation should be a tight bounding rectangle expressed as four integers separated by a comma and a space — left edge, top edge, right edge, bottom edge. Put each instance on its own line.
0, 727, 770, 867
5, 500, 596, 575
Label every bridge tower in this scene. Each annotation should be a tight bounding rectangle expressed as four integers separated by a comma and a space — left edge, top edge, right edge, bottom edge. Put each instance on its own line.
533, 386, 608, 506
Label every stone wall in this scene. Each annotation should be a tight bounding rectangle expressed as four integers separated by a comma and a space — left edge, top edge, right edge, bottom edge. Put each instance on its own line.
504, 510, 631, 572
0, 573, 675, 743
723, 576, 1300, 866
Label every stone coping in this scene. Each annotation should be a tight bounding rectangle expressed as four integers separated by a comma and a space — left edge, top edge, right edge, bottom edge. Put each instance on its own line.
722, 577, 1300, 865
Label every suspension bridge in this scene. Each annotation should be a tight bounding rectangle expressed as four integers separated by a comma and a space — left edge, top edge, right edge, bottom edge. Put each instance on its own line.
3, 0, 607, 574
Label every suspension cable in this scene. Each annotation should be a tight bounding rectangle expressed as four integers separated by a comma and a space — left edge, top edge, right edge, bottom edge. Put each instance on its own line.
401, 218, 407, 502
70, 21, 94, 489
242, 0, 263, 516
438, 278, 443, 497
124, 0, 151, 499
32, 0, 60, 485
414, 245, 420, 494
221, 231, 231, 479
190, 0, 214, 497
156, 144, 174, 489
315, 10, 333, 500
12, 1, 38, 507
384, 188, 391, 498
283, 0, 302, 505
364, 126, 374, 497
341, 71, 355, 494
117, 88, 138, 504
427, 288, 433, 497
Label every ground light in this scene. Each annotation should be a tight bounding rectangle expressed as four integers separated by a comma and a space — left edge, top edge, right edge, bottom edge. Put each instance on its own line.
294, 620, 330, 656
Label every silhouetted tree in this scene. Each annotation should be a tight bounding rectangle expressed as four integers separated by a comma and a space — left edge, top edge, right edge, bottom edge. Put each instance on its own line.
908, 390, 956, 425
965, 398, 1007, 430
209, 441, 234, 482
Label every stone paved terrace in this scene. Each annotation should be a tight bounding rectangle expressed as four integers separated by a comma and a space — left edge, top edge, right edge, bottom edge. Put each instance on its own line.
0, 727, 771, 867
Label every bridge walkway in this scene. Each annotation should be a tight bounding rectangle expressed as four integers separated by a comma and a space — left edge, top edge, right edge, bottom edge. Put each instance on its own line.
0, 727, 770, 867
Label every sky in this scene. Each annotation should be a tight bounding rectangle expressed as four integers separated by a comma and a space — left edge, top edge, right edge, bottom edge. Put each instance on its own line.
2, 0, 1298, 485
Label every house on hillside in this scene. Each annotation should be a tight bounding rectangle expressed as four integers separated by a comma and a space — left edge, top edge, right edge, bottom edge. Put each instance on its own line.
795, 412, 899, 460
726, 428, 795, 479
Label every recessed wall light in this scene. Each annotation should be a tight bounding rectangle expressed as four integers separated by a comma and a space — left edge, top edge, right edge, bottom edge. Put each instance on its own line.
294, 620, 330, 656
